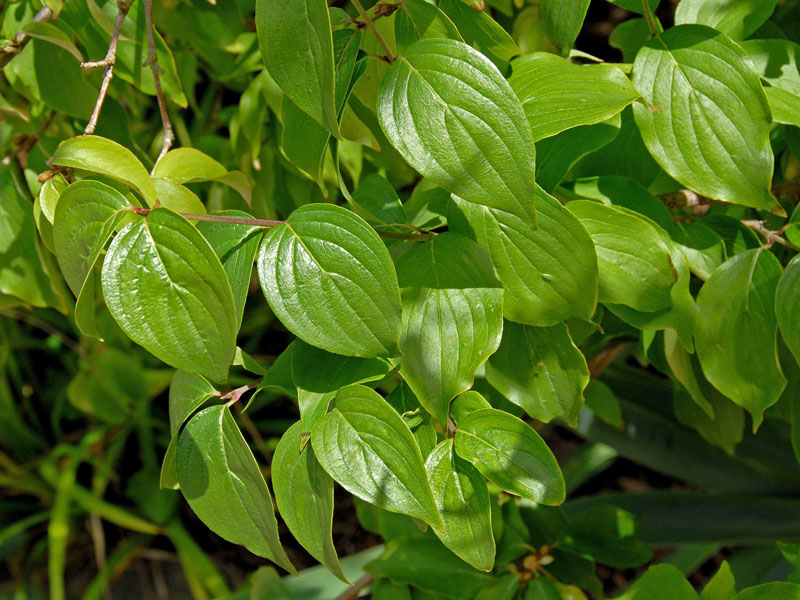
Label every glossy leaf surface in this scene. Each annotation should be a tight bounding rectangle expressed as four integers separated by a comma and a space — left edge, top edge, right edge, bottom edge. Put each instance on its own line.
454, 408, 565, 505
177, 406, 295, 571
257, 204, 402, 358
101, 209, 237, 383
311, 386, 441, 528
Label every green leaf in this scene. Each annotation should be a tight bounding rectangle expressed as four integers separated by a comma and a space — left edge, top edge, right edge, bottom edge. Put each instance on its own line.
743, 39, 800, 128
0, 169, 66, 311
396, 233, 503, 425
351, 173, 407, 228
177, 405, 295, 572
438, 0, 520, 73
583, 380, 623, 428
486, 321, 589, 426
151, 179, 206, 215
395, 1, 462, 54
196, 210, 263, 328
539, 0, 591, 56
695, 249, 786, 429
426, 440, 495, 571
618, 564, 699, 600
272, 421, 345, 582
535, 115, 621, 193
257, 203, 402, 358
281, 25, 363, 190
474, 574, 520, 600
454, 408, 565, 504
567, 200, 676, 312
524, 578, 561, 600
101, 208, 238, 383
449, 185, 598, 326
671, 223, 727, 281
509, 52, 639, 140
160, 370, 218, 490
573, 107, 660, 188
733, 583, 800, 600
168, 371, 218, 437
702, 561, 736, 600
152, 148, 251, 205
290, 339, 391, 435
664, 328, 714, 419
559, 505, 652, 567
675, 0, 779, 40
280, 96, 331, 190
366, 537, 495, 599
51, 136, 157, 207
450, 391, 492, 425
53, 181, 130, 337
377, 38, 537, 226
255, 0, 339, 136
777, 254, 800, 367
632, 25, 778, 211
572, 175, 673, 233
311, 385, 441, 528
372, 579, 414, 600
22, 22, 83, 61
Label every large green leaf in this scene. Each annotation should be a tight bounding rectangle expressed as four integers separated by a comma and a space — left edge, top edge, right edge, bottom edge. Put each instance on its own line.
559, 505, 652, 568
311, 385, 441, 528
51, 136, 157, 207
272, 422, 345, 582
101, 208, 238, 383
53, 181, 130, 337
257, 204, 402, 358
743, 39, 800, 128
426, 440, 495, 572
696, 249, 786, 429
485, 321, 589, 426
395, 233, 503, 426
176, 405, 295, 572
509, 53, 639, 140
377, 38, 537, 226
776, 254, 800, 367
675, 0, 779, 40
366, 537, 494, 599
449, 185, 598, 326
567, 200, 676, 313
196, 210, 262, 328
632, 25, 777, 211
539, 0, 591, 56
454, 408, 564, 505
255, 0, 339, 136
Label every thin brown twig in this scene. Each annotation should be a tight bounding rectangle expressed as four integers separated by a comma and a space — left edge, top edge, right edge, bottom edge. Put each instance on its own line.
335, 573, 374, 600
84, 0, 132, 135
742, 219, 800, 252
350, 0, 395, 61
142, 0, 174, 169
0, 6, 53, 69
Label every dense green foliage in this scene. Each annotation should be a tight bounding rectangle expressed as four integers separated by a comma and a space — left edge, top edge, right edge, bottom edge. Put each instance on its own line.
3, 0, 800, 598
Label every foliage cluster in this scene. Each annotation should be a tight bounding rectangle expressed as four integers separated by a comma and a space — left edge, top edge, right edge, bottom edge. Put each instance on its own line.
3, 0, 800, 598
